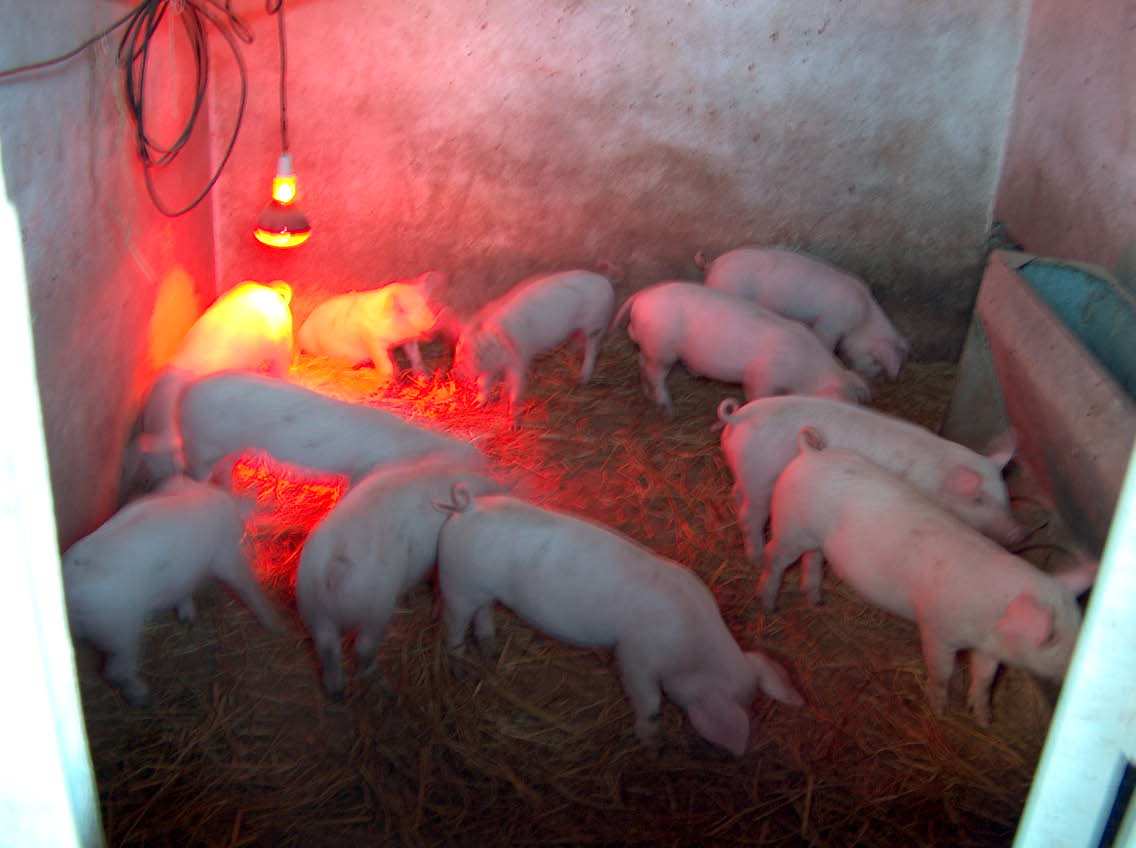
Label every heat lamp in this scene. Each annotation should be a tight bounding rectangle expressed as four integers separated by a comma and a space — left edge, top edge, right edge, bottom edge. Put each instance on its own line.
253, 0, 311, 249
254, 153, 311, 248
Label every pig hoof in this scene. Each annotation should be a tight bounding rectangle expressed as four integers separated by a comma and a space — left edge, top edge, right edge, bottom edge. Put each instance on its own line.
477, 638, 498, 660
322, 673, 347, 700
122, 683, 152, 708
968, 699, 993, 727
448, 653, 476, 682
258, 613, 286, 635
360, 665, 393, 695
807, 594, 825, 608
176, 599, 197, 624
926, 690, 948, 718
635, 712, 662, 737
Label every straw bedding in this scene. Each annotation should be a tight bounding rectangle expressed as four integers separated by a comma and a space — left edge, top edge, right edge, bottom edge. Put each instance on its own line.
76, 336, 1068, 846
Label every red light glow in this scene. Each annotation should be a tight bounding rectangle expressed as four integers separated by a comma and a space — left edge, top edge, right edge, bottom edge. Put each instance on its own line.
232, 453, 348, 585
234, 361, 562, 589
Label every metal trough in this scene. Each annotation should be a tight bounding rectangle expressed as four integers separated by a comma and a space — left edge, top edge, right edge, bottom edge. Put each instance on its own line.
941, 250, 1136, 553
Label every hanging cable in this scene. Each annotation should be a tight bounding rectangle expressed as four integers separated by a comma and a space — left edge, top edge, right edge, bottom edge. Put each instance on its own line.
266, 0, 289, 153
0, 6, 144, 80
0, 0, 286, 218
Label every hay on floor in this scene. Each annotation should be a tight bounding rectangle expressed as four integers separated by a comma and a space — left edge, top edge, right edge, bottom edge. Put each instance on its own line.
76, 336, 1061, 847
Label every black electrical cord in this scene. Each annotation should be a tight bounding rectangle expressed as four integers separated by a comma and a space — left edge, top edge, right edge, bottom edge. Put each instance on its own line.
266, 0, 289, 153
0, 6, 144, 80
0, 0, 288, 218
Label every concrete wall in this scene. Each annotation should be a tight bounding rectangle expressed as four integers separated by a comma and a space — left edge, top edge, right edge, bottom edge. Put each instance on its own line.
210, 0, 1027, 360
0, 3, 216, 547
994, 0, 1136, 274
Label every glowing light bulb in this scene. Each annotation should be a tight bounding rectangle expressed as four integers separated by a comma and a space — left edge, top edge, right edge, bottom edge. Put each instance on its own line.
254, 153, 311, 248
272, 174, 297, 205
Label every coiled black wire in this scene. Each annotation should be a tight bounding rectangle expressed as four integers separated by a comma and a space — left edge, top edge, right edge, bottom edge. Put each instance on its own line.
0, 0, 288, 218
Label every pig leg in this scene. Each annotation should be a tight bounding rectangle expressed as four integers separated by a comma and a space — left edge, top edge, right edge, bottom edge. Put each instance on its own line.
102, 625, 149, 706
296, 591, 346, 695
742, 360, 775, 402
799, 551, 825, 606
810, 315, 846, 351
475, 371, 499, 405
443, 595, 479, 657
639, 355, 673, 415
636, 353, 653, 399
966, 652, 1000, 726
759, 534, 814, 612
733, 484, 770, 563
313, 624, 346, 696
354, 599, 395, 682
473, 604, 497, 658
176, 597, 197, 623
214, 555, 282, 632
403, 341, 428, 375
616, 644, 663, 747
504, 366, 528, 423
917, 626, 958, 716
367, 341, 398, 384
579, 330, 602, 385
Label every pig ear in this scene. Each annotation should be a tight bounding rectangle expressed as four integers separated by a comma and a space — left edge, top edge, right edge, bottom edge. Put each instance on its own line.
746, 653, 804, 706
984, 430, 1017, 471
797, 426, 825, 453
685, 692, 751, 757
1054, 558, 1098, 596
943, 465, 983, 499
268, 280, 292, 305
995, 593, 1055, 655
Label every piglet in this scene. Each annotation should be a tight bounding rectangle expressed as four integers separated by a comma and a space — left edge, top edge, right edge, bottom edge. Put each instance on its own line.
434, 487, 802, 756
62, 476, 281, 705
717, 395, 1025, 560
298, 270, 449, 382
297, 457, 503, 695
177, 372, 484, 484
452, 270, 615, 418
134, 281, 295, 488
762, 428, 1095, 724
699, 247, 909, 379
612, 282, 869, 415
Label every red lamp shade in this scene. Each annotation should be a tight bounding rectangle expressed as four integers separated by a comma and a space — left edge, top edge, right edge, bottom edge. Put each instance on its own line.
254, 153, 311, 248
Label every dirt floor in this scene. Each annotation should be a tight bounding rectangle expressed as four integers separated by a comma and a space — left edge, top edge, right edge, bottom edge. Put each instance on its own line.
76, 337, 1075, 846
